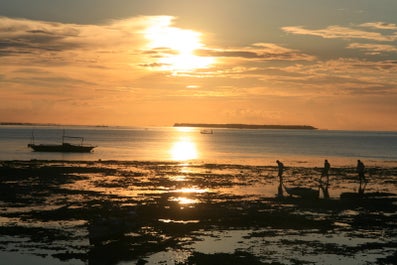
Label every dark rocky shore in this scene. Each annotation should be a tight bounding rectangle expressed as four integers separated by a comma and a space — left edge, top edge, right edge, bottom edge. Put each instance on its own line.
0, 160, 396, 265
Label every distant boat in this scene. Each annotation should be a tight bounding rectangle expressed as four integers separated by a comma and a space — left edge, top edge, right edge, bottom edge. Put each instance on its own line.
28, 131, 96, 153
200, 129, 213, 134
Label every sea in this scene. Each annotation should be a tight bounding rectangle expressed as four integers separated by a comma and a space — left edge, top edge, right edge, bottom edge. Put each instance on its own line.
1, 125, 397, 167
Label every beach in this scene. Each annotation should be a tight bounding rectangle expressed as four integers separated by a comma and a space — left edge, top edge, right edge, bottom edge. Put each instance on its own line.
0, 160, 396, 265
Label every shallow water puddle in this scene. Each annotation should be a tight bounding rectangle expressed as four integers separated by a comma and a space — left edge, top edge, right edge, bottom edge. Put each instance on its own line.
135, 228, 396, 265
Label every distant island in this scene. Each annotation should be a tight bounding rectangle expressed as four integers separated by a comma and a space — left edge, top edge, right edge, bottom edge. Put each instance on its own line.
0, 122, 109, 128
0, 122, 59, 126
173, 123, 317, 130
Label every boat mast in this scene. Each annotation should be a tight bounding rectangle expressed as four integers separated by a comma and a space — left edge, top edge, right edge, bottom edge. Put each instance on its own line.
62, 129, 65, 144
30, 130, 35, 145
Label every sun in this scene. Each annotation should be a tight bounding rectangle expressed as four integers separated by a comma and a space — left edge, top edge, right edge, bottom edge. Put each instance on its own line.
144, 17, 214, 73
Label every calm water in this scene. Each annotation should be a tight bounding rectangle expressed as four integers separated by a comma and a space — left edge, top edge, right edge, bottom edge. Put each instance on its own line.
1, 125, 397, 166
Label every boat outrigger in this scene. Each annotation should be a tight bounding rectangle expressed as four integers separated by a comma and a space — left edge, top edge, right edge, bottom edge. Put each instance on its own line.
28, 131, 96, 153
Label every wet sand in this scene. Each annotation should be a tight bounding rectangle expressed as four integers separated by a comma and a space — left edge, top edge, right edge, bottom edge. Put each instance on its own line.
0, 160, 396, 265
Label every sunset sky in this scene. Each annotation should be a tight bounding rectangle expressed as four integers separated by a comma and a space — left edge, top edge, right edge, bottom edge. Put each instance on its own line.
1, 0, 396, 130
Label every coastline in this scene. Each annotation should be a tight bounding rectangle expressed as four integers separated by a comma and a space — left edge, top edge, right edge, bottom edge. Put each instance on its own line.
2, 156, 397, 168
1, 160, 396, 264
174, 123, 317, 130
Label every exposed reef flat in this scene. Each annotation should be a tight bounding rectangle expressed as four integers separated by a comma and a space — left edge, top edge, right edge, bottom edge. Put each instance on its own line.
0, 160, 396, 264
174, 123, 317, 130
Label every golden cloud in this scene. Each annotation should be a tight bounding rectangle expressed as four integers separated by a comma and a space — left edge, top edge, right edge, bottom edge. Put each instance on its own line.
282, 24, 397, 42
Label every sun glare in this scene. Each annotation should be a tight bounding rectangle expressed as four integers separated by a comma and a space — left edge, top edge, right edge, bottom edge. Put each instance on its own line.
170, 138, 198, 161
144, 17, 214, 73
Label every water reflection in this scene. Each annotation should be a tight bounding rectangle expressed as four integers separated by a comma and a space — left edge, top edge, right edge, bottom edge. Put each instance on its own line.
169, 196, 199, 205
175, 127, 195, 133
175, 187, 208, 194
169, 175, 187, 181
169, 187, 209, 205
170, 137, 198, 161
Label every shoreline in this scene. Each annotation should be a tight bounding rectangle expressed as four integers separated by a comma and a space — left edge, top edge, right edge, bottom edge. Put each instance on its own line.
2, 157, 397, 168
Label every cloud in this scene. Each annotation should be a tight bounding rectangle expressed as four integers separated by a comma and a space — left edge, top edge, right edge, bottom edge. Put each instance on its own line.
0, 15, 170, 120
197, 42, 315, 62
0, 16, 153, 60
1, 16, 397, 129
282, 25, 397, 41
276, 58, 397, 95
359, 22, 397, 30
347, 43, 397, 55
0, 17, 83, 54
0, 16, 169, 90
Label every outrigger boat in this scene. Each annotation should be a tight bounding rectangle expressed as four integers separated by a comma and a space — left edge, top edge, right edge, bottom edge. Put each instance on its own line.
28, 131, 96, 153
278, 174, 328, 199
200, 129, 213, 134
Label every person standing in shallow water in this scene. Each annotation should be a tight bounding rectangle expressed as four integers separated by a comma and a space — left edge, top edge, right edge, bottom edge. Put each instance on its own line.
276, 160, 284, 197
357, 160, 366, 195
321, 159, 331, 199
322, 160, 330, 179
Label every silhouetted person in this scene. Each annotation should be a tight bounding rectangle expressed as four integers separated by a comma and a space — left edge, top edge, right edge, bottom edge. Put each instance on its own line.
357, 160, 366, 195
276, 160, 284, 197
322, 159, 330, 178
320, 159, 331, 199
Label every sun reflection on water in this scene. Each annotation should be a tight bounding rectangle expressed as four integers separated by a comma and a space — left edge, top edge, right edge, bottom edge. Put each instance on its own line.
175, 187, 208, 194
175, 127, 195, 133
169, 175, 187, 181
170, 197, 199, 205
170, 137, 198, 161
169, 187, 210, 205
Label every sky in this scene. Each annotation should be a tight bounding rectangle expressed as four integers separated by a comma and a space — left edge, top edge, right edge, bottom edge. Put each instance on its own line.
1, 0, 397, 130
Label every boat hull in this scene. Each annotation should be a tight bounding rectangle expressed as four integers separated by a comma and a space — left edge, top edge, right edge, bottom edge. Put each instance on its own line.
285, 187, 319, 199
28, 143, 95, 153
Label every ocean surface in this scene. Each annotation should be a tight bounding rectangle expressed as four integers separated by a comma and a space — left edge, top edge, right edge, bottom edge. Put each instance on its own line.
1, 125, 397, 167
